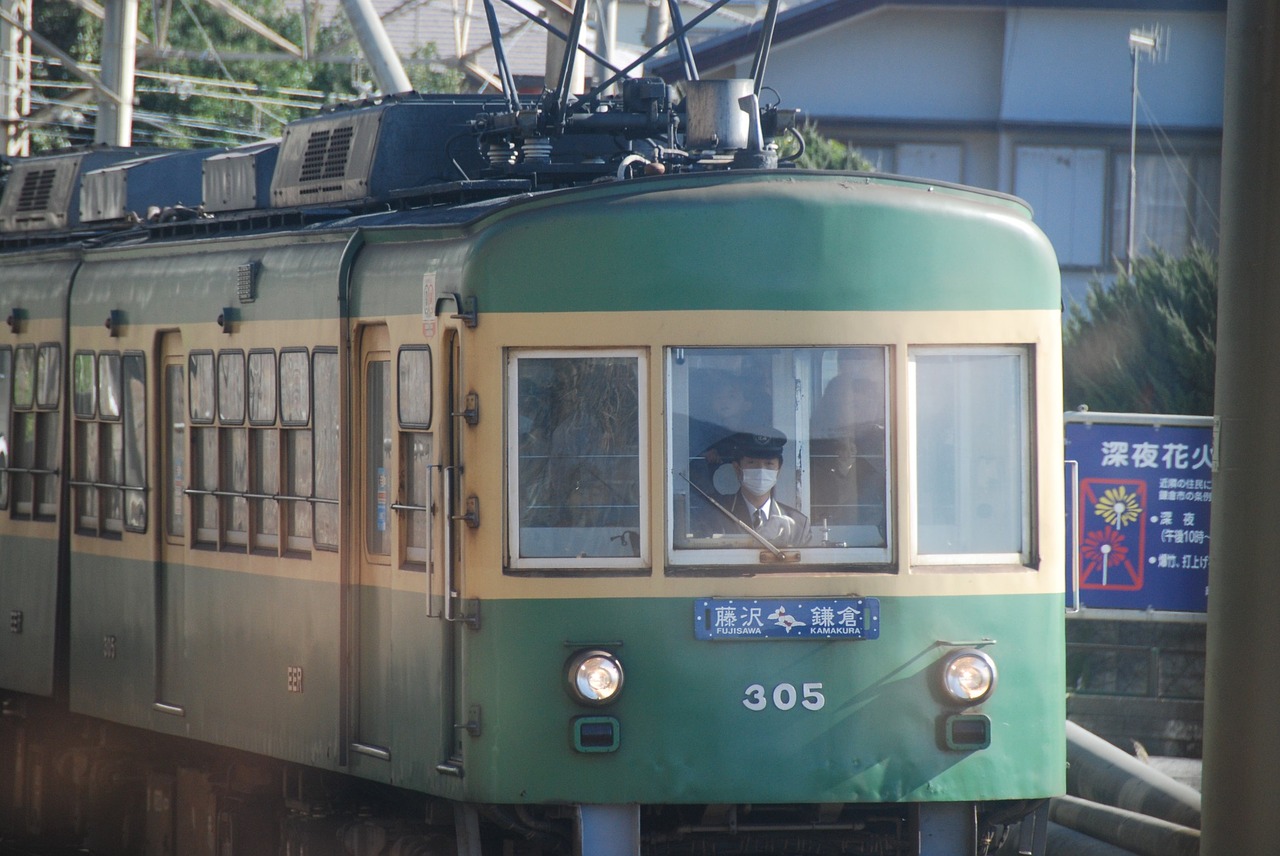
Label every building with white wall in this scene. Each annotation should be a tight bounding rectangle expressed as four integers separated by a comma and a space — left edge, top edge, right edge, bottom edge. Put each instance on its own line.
649, 0, 1225, 304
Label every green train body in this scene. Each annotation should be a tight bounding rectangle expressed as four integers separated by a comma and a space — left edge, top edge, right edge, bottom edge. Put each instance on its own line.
0, 89, 1065, 855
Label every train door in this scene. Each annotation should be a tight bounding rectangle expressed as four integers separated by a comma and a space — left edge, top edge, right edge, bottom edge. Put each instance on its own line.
156, 332, 187, 715
441, 326, 466, 773
352, 324, 395, 760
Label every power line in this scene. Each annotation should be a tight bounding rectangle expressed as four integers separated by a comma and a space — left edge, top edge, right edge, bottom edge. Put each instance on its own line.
1138, 91, 1221, 247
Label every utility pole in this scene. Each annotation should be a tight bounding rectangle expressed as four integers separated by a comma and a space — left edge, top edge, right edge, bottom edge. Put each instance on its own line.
338, 0, 412, 94
1204, 0, 1280, 850
0, 0, 30, 156
1126, 28, 1159, 276
95, 0, 138, 145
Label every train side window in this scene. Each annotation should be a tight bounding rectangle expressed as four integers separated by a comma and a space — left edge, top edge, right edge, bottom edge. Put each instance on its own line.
0, 347, 11, 510
249, 350, 279, 553
189, 352, 218, 546
189, 352, 215, 424
122, 353, 147, 532
506, 350, 647, 571
100, 352, 124, 532
249, 350, 277, 424
99, 353, 124, 528
398, 347, 431, 428
364, 357, 392, 558
218, 351, 246, 424
73, 352, 96, 416
72, 352, 97, 529
910, 347, 1031, 565
398, 347, 431, 569
17, 344, 61, 520
668, 347, 891, 569
73, 351, 145, 535
98, 352, 121, 418
218, 350, 248, 548
280, 349, 313, 553
13, 345, 34, 410
165, 363, 185, 539
36, 344, 63, 519
313, 349, 340, 550
10, 346, 36, 518
36, 344, 60, 409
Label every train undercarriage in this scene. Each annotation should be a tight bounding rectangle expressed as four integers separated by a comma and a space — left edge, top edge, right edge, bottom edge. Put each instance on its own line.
1, 694, 1041, 856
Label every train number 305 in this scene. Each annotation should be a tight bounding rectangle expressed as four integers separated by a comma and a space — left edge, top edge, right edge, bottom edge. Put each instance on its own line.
742, 683, 825, 712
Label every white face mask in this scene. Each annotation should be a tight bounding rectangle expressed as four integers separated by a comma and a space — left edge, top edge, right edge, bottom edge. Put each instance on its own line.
740, 467, 778, 496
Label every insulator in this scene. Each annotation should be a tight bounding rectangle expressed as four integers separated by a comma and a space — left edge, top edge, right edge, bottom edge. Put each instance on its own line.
521, 138, 553, 163
487, 143, 517, 167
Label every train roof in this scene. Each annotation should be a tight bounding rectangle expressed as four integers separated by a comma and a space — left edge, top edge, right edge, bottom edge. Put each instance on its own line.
0, 0, 1038, 255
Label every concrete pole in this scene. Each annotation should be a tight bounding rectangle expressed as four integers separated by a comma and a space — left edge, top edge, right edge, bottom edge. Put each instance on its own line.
95, 0, 137, 146
1, 0, 30, 155
338, 0, 412, 95
1202, 1, 1280, 853
544, 3, 584, 96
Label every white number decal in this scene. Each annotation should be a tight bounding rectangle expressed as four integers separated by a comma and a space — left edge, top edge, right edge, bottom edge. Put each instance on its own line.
742, 682, 825, 711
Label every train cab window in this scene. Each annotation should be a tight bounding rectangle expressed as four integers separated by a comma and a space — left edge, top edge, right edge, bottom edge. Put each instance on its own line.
72, 350, 145, 534
11, 343, 61, 520
280, 349, 314, 553
397, 347, 431, 569
0, 348, 10, 510
910, 347, 1031, 565
506, 350, 647, 571
668, 347, 891, 569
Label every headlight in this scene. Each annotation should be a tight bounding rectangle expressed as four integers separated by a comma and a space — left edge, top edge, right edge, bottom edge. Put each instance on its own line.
941, 649, 997, 705
566, 650, 624, 705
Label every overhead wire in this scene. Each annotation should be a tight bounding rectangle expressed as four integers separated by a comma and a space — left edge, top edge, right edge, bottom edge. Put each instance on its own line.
172, 0, 290, 126
1137, 90, 1221, 248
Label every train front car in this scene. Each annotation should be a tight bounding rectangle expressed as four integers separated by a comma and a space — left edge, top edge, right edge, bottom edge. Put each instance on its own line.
417, 169, 1066, 853
0, 75, 1065, 856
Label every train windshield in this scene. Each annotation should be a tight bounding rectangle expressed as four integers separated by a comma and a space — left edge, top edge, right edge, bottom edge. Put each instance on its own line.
668, 347, 892, 567
507, 350, 649, 571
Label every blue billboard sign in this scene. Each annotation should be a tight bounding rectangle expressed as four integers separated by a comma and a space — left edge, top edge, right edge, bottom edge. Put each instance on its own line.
1065, 413, 1213, 613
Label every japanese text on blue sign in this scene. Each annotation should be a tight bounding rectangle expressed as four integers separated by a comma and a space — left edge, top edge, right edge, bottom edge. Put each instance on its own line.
695, 598, 881, 640
1066, 417, 1212, 613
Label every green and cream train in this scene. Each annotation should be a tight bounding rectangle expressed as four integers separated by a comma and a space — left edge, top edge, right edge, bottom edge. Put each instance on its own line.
0, 81, 1065, 855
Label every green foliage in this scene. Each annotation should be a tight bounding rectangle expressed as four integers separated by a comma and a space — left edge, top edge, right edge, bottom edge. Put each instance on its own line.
405, 44, 465, 94
1063, 247, 1218, 416
29, 0, 462, 151
777, 121, 874, 171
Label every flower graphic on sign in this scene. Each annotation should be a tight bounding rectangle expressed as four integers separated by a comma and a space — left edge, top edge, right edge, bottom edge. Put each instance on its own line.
1081, 527, 1128, 587
1078, 478, 1146, 591
1095, 486, 1143, 529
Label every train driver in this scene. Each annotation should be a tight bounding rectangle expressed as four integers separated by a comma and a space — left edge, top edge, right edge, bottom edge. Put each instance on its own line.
694, 430, 811, 548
